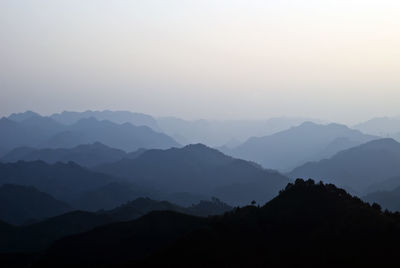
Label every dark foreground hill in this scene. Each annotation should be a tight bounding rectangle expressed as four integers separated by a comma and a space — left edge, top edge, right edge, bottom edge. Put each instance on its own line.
34, 179, 400, 267
289, 138, 400, 194
96, 144, 289, 206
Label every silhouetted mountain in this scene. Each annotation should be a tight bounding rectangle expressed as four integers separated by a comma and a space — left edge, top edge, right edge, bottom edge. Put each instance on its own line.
0, 161, 115, 203
185, 197, 233, 217
72, 182, 153, 211
227, 122, 378, 171
0, 197, 231, 254
289, 138, 400, 194
42, 117, 179, 151
51, 110, 160, 131
2, 143, 127, 167
157, 116, 322, 147
35, 179, 400, 267
96, 144, 289, 205
0, 184, 71, 225
161, 192, 210, 207
0, 211, 114, 253
363, 186, 400, 212
35, 211, 208, 267
103, 197, 232, 222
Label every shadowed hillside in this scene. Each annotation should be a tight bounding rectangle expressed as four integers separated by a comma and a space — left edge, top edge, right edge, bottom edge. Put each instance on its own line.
0, 184, 71, 225
34, 179, 400, 267
96, 144, 289, 205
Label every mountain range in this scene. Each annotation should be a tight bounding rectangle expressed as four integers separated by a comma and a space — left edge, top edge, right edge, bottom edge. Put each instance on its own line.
225, 121, 377, 171
354, 116, 400, 137
289, 138, 400, 194
95, 143, 289, 206
157, 116, 322, 147
1, 142, 145, 167
30, 179, 400, 267
1, 112, 179, 154
50, 110, 161, 131
0, 184, 72, 225
0, 196, 232, 253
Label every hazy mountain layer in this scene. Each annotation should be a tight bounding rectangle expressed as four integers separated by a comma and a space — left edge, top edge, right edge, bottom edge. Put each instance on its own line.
0, 161, 115, 202
1, 143, 145, 167
50, 110, 161, 131
2, 112, 179, 152
157, 116, 321, 147
289, 138, 400, 194
227, 121, 378, 171
0, 184, 72, 225
95, 144, 289, 206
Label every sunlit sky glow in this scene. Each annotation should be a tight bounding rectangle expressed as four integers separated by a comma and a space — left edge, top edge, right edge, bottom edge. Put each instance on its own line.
1, 0, 400, 124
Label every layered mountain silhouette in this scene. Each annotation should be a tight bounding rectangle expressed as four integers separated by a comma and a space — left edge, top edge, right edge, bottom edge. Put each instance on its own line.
226, 122, 378, 171
0, 184, 71, 225
50, 110, 161, 131
366, 175, 400, 193
34, 179, 400, 267
0, 117, 64, 155
354, 116, 400, 137
0, 161, 115, 203
289, 138, 400, 194
157, 116, 321, 147
41, 117, 179, 151
2, 112, 179, 153
0, 197, 231, 254
363, 186, 400, 212
72, 182, 153, 211
1, 142, 144, 167
95, 144, 289, 205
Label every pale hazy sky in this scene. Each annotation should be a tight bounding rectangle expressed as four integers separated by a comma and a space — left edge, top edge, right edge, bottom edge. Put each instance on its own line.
1, 0, 400, 124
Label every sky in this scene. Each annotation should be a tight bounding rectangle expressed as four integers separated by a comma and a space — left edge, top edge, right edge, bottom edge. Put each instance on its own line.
1, 0, 400, 124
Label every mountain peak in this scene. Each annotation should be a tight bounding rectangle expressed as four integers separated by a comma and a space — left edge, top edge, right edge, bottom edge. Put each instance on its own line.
8, 111, 41, 122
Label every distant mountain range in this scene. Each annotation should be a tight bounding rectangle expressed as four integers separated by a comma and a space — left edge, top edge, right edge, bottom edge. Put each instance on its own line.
50, 110, 161, 131
157, 116, 323, 147
225, 121, 378, 171
0, 161, 116, 203
363, 186, 400, 212
1, 142, 145, 167
354, 116, 400, 137
95, 144, 289, 206
1, 112, 179, 153
289, 138, 400, 194
0, 143, 289, 208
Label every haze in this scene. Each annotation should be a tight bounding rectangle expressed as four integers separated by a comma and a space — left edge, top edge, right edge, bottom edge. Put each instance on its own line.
1, 0, 400, 124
